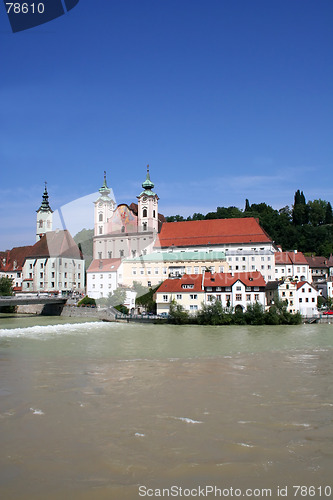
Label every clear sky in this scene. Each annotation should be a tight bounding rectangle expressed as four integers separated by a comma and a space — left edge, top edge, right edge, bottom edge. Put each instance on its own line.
1, 0, 332, 250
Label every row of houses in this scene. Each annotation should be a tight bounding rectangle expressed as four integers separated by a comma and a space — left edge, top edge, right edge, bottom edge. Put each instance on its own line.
155, 272, 320, 318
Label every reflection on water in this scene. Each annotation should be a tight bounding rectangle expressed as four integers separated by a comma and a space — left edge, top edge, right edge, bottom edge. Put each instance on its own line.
0, 319, 332, 499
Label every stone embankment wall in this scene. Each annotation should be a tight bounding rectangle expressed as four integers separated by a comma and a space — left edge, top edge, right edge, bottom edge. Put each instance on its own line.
61, 305, 117, 321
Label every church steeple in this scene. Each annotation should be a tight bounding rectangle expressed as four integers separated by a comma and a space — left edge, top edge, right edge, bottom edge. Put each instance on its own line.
99, 171, 111, 198
139, 165, 156, 197
37, 182, 53, 213
36, 182, 53, 241
137, 165, 159, 233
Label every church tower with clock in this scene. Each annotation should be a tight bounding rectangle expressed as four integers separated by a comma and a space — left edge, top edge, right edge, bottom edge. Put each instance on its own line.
94, 172, 116, 237
137, 165, 159, 233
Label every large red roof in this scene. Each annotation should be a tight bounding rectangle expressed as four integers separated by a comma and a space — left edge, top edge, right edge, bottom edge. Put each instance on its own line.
156, 271, 266, 293
155, 217, 272, 248
26, 230, 83, 259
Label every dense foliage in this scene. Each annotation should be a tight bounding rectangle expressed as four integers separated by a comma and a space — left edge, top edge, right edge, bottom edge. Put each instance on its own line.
0, 276, 16, 313
77, 295, 96, 307
168, 297, 302, 326
166, 191, 333, 257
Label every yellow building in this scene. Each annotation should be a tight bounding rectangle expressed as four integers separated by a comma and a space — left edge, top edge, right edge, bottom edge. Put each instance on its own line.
121, 249, 229, 288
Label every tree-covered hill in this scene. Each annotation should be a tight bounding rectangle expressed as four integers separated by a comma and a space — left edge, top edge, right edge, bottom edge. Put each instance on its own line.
166, 192, 333, 257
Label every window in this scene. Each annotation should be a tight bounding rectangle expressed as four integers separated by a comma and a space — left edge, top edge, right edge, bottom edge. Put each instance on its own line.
51, 272, 55, 278
143, 222, 147, 231
163, 267, 167, 275
132, 268, 137, 275
163, 295, 168, 302
154, 268, 159, 275
100, 274, 103, 279
190, 294, 198, 300
182, 284, 194, 289
207, 295, 213, 302
99, 226, 103, 235
176, 294, 182, 300
142, 208, 147, 218
98, 252, 102, 259
140, 268, 144, 275
147, 268, 152, 275
40, 272, 43, 278
226, 295, 231, 301
121, 226, 125, 233
236, 286, 241, 291
153, 210, 156, 218
194, 267, 199, 274
236, 294, 242, 301
216, 295, 221, 301
120, 250, 124, 257
108, 251, 112, 258
40, 282, 43, 287
246, 294, 251, 301
39, 219, 43, 228
254, 294, 259, 301
312, 298, 315, 302
132, 250, 136, 258
306, 298, 309, 302
100, 284, 103, 288
299, 298, 302, 303
99, 213, 103, 221
147, 281, 151, 287
190, 305, 198, 311
92, 274, 95, 279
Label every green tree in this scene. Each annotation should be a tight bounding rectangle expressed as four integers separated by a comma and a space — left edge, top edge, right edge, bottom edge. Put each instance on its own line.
244, 199, 251, 212
292, 190, 308, 225
325, 202, 333, 224
0, 276, 14, 296
307, 199, 328, 226
77, 295, 96, 307
244, 302, 265, 325
106, 288, 126, 308
0, 276, 15, 313
168, 299, 189, 324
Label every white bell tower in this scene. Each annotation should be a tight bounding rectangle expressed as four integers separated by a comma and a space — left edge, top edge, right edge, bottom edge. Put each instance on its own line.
137, 165, 159, 233
94, 171, 115, 237
36, 182, 53, 241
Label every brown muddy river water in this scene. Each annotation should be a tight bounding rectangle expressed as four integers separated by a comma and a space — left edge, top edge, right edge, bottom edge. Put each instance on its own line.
0, 316, 332, 500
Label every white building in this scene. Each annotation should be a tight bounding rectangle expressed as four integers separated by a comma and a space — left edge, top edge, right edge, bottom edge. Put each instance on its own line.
274, 250, 309, 282
266, 278, 319, 316
21, 230, 85, 295
86, 258, 122, 299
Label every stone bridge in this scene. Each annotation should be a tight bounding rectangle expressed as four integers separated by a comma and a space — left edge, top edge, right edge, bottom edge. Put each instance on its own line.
0, 296, 67, 315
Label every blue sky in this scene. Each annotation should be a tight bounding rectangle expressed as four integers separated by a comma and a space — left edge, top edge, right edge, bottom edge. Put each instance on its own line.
1, 0, 332, 250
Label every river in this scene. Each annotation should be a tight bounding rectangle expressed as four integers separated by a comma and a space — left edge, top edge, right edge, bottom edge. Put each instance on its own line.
0, 315, 332, 500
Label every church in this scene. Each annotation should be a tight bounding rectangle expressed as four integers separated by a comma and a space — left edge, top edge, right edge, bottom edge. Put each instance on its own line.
87, 167, 277, 300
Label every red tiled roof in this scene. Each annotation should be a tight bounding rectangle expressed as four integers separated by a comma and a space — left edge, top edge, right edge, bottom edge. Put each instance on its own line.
156, 271, 266, 293
204, 271, 266, 287
87, 258, 122, 273
28, 230, 82, 259
155, 217, 272, 248
275, 251, 308, 265
296, 281, 315, 290
0, 246, 34, 272
305, 255, 333, 268
156, 274, 203, 293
